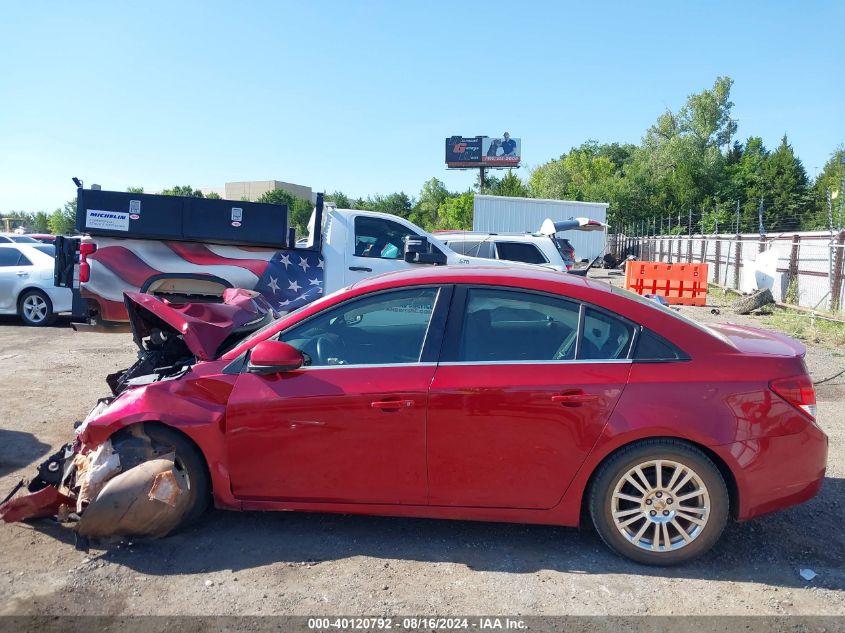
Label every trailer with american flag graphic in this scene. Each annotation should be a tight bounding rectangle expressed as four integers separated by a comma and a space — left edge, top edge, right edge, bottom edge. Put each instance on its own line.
55, 183, 486, 329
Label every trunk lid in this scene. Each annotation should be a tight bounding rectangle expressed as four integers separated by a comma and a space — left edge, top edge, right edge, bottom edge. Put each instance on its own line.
706, 322, 806, 357
124, 288, 277, 360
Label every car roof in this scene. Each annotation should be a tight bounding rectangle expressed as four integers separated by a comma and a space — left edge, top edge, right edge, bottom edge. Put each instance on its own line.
437, 231, 549, 241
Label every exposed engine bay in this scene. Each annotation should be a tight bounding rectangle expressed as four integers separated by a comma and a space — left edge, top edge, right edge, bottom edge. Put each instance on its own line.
0, 288, 275, 540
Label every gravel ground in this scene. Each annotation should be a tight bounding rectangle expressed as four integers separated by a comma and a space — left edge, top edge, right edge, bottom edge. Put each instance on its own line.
0, 276, 843, 617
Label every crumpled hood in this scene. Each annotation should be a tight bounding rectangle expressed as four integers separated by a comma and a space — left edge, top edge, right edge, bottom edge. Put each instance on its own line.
124, 289, 276, 360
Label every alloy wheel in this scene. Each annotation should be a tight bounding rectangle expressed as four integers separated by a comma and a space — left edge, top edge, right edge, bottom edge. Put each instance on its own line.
610, 459, 711, 552
23, 294, 49, 323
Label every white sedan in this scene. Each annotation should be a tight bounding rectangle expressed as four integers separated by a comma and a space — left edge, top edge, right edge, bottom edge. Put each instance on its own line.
0, 243, 73, 326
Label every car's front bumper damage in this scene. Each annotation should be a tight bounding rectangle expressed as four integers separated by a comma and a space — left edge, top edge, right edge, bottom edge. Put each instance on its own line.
0, 420, 191, 543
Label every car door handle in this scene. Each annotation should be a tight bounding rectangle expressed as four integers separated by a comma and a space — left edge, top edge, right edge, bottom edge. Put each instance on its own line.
16, 271, 28, 276
370, 399, 414, 410
552, 393, 599, 406
349, 266, 372, 272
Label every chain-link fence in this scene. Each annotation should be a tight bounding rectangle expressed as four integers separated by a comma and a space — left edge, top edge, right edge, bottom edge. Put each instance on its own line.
608, 231, 845, 313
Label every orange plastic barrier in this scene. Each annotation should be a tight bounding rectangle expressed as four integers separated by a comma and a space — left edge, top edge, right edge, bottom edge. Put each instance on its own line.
624, 261, 708, 306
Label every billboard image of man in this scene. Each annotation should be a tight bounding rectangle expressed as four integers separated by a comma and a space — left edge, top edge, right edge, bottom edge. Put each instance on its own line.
501, 132, 516, 156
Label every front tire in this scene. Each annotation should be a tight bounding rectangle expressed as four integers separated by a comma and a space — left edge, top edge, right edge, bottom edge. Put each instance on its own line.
589, 439, 729, 565
19, 289, 56, 326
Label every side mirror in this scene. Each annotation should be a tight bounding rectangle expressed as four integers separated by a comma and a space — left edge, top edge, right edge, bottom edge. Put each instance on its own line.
404, 235, 448, 265
247, 340, 303, 374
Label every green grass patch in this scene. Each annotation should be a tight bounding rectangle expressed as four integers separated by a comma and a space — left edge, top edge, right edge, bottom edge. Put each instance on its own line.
758, 308, 845, 348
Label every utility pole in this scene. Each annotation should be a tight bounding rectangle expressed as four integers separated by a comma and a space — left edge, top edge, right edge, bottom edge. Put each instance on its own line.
668, 213, 672, 235
758, 196, 765, 235
688, 208, 692, 235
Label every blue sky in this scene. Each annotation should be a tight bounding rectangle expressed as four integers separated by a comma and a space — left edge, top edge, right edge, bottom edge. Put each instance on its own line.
1, 1, 842, 211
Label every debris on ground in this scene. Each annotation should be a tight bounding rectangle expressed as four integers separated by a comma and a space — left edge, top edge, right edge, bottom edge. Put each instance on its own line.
800, 568, 818, 581
732, 288, 775, 315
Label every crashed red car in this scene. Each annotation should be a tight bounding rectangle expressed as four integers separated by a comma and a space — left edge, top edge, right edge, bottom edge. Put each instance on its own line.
1, 267, 828, 565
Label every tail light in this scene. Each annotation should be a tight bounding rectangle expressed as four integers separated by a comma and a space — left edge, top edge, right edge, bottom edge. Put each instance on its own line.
770, 375, 817, 419
79, 242, 97, 283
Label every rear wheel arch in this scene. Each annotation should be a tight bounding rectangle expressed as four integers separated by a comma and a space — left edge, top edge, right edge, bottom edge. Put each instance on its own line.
580, 436, 740, 525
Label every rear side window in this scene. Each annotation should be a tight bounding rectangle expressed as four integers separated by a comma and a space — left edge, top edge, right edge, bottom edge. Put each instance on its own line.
0, 248, 25, 266
634, 329, 686, 361
495, 241, 548, 265
447, 240, 495, 259
579, 308, 635, 360
34, 244, 55, 257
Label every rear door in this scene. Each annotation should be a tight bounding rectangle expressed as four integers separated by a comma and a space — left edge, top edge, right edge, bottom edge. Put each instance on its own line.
426, 286, 634, 509
0, 248, 27, 311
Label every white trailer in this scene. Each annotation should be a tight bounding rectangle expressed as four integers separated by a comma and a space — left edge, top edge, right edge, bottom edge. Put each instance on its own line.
473, 195, 609, 263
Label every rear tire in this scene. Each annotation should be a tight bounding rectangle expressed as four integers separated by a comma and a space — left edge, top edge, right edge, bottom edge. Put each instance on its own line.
19, 289, 56, 327
589, 439, 729, 566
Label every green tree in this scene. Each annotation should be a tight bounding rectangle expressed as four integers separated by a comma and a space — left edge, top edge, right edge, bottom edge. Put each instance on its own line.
489, 170, 529, 197
325, 191, 351, 208
760, 135, 810, 231
808, 146, 845, 230
160, 185, 204, 197
411, 178, 449, 229
49, 200, 77, 235
257, 188, 314, 237
359, 192, 414, 219
126, 186, 144, 194
436, 192, 474, 230
205, 192, 222, 200
32, 211, 50, 233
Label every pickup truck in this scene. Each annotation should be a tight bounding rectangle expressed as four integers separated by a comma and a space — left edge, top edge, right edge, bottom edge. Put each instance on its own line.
55, 186, 509, 327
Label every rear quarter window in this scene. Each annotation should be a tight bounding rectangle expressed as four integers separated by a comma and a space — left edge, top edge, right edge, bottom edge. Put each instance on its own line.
634, 329, 688, 361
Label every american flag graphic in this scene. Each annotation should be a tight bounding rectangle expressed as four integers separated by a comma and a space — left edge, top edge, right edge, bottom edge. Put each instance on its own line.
82, 237, 324, 322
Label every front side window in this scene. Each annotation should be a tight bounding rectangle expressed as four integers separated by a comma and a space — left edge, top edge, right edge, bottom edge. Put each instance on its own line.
353, 216, 419, 260
280, 287, 438, 366
457, 288, 580, 362
495, 241, 548, 265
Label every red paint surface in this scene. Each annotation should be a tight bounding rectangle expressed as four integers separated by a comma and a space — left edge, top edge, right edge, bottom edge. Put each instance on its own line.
72, 266, 827, 527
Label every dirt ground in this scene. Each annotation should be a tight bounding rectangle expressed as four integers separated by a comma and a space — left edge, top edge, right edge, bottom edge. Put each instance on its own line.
0, 274, 843, 617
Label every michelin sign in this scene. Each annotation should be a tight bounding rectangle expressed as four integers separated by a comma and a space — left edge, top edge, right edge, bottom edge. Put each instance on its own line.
86, 209, 130, 231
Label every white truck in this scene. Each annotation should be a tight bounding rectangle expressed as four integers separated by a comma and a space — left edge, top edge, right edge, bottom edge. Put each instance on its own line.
55, 188, 512, 328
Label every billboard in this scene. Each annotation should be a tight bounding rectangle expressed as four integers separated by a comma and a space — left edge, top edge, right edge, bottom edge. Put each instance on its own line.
446, 133, 521, 168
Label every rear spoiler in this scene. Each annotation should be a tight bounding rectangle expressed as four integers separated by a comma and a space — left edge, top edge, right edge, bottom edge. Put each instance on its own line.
539, 217, 608, 236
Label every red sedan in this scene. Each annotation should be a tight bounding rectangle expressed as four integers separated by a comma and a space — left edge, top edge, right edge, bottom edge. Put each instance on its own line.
1, 267, 827, 565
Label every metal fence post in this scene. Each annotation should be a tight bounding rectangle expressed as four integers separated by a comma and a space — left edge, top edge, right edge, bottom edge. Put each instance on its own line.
733, 235, 742, 289
714, 239, 722, 282
699, 238, 706, 264
786, 235, 800, 304
831, 231, 845, 312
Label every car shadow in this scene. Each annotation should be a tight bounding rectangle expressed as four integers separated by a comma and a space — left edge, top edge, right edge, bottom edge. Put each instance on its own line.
0, 429, 51, 478
30, 475, 842, 590
0, 315, 77, 329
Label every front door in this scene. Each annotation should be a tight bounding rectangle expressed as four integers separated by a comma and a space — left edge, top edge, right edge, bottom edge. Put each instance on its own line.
226, 285, 447, 504
427, 287, 633, 509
